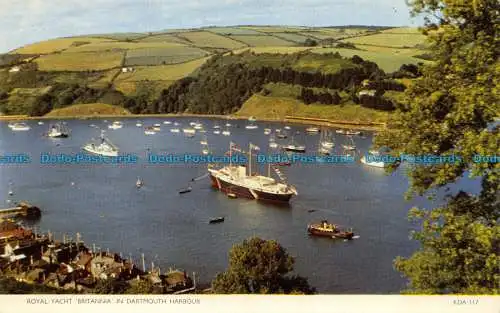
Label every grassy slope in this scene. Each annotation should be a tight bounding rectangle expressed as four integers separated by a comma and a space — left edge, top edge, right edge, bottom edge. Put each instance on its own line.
2, 25, 423, 119
44, 103, 131, 116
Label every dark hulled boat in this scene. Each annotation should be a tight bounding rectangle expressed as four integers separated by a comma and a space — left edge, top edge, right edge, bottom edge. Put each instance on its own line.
179, 186, 192, 194
209, 217, 225, 224
307, 220, 354, 240
208, 142, 297, 203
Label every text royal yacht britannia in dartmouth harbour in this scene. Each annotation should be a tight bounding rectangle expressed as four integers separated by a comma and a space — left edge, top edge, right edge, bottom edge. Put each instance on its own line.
208, 142, 298, 203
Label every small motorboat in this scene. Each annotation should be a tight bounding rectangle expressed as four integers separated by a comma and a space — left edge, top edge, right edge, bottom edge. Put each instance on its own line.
336, 129, 346, 134
38, 121, 44, 125
108, 121, 123, 129
144, 127, 156, 135
136, 177, 144, 188
264, 128, 271, 135
284, 126, 291, 130
209, 217, 225, 224
346, 130, 361, 136
202, 149, 209, 155
307, 209, 316, 213
163, 120, 172, 125
10, 122, 30, 131
307, 220, 355, 240
245, 124, 258, 130
136, 121, 143, 127
227, 193, 237, 199
222, 130, 231, 136
8, 189, 14, 196
283, 144, 306, 153
305, 127, 320, 134
170, 128, 180, 133
179, 186, 192, 194
269, 142, 278, 148
213, 130, 221, 135
152, 125, 161, 131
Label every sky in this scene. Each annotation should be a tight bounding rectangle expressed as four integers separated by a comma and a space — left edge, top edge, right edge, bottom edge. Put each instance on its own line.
0, 0, 423, 53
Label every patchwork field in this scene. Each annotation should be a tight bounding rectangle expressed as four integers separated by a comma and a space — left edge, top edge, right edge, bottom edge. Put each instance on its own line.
138, 34, 192, 44
177, 31, 246, 49
270, 32, 314, 43
239, 26, 310, 33
36, 51, 124, 71
84, 33, 147, 41
87, 69, 121, 88
123, 46, 209, 66
232, 46, 313, 54
205, 27, 262, 35
65, 41, 184, 53
229, 35, 293, 46
342, 32, 427, 48
293, 54, 357, 74
311, 47, 426, 72
116, 57, 209, 82
10, 37, 113, 54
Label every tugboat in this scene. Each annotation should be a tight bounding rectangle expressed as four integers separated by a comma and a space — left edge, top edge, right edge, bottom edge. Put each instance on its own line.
307, 220, 355, 240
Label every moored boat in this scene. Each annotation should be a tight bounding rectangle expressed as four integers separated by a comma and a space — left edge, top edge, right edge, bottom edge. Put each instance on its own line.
245, 124, 258, 129
47, 123, 70, 138
179, 186, 192, 194
144, 127, 156, 135
305, 126, 320, 134
170, 128, 180, 133
209, 217, 225, 224
82, 131, 119, 157
208, 142, 297, 203
10, 122, 30, 131
346, 130, 361, 136
108, 121, 123, 129
264, 128, 271, 135
307, 220, 355, 240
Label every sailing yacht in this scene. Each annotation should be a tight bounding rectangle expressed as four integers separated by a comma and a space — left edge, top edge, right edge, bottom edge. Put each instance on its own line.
108, 121, 123, 129
208, 142, 297, 203
222, 124, 231, 136
283, 136, 306, 153
342, 136, 356, 151
47, 123, 70, 138
319, 128, 334, 149
82, 131, 119, 157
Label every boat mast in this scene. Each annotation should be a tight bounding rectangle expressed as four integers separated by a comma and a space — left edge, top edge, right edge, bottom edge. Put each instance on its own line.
229, 142, 232, 167
248, 143, 252, 176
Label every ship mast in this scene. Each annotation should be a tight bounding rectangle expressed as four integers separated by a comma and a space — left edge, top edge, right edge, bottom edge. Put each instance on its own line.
248, 143, 252, 176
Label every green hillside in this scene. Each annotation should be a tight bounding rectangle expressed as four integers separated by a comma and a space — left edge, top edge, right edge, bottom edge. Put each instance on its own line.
0, 25, 427, 121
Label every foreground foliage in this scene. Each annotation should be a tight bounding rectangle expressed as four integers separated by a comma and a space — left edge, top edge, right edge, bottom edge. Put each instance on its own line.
211, 237, 315, 294
375, 0, 499, 294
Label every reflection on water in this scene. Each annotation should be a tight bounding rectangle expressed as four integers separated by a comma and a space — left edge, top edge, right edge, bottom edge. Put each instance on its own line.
0, 118, 480, 293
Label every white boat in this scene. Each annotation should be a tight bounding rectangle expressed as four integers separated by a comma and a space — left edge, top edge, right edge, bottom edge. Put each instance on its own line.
336, 129, 346, 134
47, 123, 70, 138
163, 121, 172, 125
346, 130, 362, 136
245, 124, 258, 130
342, 144, 356, 151
108, 121, 123, 129
193, 123, 203, 130
213, 130, 221, 135
153, 123, 161, 127
269, 141, 278, 148
189, 122, 197, 126
284, 126, 291, 130
144, 127, 156, 135
170, 128, 180, 133
152, 125, 161, 131
136, 177, 144, 188
10, 122, 30, 131
82, 132, 119, 157
360, 155, 385, 168
174, 122, 180, 126
202, 148, 209, 155
225, 123, 232, 127
183, 128, 196, 134
318, 146, 331, 155
319, 128, 334, 149
213, 124, 221, 129
136, 122, 143, 127
283, 144, 306, 153
200, 135, 208, 145
264, 128, 271, 135
222, 130, 231, 136
38, 121, 44, 125
305, 127, 320, 134
275, 128, 281, 133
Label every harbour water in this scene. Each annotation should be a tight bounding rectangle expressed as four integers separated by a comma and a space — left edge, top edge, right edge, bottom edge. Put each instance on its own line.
0, 118, 479, 293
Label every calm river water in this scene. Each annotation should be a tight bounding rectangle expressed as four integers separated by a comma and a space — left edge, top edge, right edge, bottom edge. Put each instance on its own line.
0, 118, 479, 293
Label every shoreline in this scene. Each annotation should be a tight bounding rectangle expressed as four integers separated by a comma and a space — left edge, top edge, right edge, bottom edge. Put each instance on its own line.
0, 113, 385, 131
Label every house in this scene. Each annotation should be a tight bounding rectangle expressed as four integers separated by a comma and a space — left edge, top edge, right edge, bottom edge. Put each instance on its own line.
90, 255, 122, 279
121, 67, 134, 73
8, 66, 20, 73
358, 90, 377, 97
